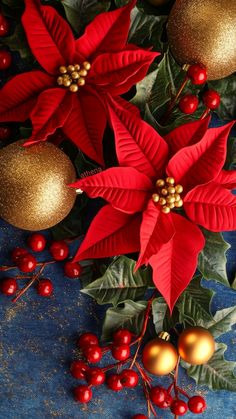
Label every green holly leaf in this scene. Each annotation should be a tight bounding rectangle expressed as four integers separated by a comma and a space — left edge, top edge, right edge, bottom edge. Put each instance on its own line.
102, 300, 147, 341
1, 24, 33, 63
208, 75, 236, 120
206, 306, 236, 339
198, 229, 230, 287
129, 7, 167, 51
176, 275, 214, 327
81, 256, 149, 306
61, 0, 110, 34
185, 343, 236, 391
152, 297, 179, 333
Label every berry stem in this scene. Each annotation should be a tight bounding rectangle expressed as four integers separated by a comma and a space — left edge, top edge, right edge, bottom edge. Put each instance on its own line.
0, 260, 56, 272
130, 292, 156, 369
160, 75, 189, 125
200, 108, 210, 120
135, 361, 152, 386
12, 263, 46, 303
102, 357, 133, 372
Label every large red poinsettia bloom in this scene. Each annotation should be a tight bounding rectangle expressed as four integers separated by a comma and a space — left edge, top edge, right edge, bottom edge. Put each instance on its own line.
71, 99, 235, 311
0, 0, 158, 165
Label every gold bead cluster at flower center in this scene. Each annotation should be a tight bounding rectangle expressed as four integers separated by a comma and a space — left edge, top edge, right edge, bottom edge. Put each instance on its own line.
57, 62, 91, 92
152, 177, 183, 214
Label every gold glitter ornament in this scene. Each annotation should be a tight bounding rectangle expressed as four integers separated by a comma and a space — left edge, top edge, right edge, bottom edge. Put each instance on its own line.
0, 140, 77, 230
167, 0, 236, 80
142, 332, 178, 376
178, 326, 215, 365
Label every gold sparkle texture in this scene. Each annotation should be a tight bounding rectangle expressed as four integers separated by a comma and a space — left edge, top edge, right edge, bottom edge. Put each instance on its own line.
178, 326, 215, 365
0, 140, 77, 230
167, 0, 236, 80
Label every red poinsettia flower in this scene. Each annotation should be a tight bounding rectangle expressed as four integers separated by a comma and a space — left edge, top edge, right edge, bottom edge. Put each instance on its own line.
71, 99, 235, 310
0, 0, 158, 165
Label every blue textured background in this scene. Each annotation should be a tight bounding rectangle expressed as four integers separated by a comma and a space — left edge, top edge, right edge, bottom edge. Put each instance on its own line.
0, 219, 235, 419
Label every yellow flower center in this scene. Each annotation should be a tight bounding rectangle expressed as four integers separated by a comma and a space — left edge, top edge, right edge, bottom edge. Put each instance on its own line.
57, 62, 91, 92
152, 177, 183, 214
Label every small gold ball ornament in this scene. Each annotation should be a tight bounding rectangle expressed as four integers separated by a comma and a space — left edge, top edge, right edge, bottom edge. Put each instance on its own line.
167, 0, 236, 80
0, 140, 77, 230
178, 326, 215, 365
142, 332, 178, 376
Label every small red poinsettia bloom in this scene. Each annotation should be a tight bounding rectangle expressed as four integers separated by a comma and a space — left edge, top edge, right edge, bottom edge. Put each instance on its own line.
71, 99, 235, 310
0, 0, 158, 165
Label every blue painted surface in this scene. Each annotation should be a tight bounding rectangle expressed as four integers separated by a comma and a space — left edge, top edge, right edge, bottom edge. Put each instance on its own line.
0, 219, 236, 419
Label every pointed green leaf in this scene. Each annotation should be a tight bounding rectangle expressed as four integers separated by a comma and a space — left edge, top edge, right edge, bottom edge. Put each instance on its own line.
152, 297, 179, 333
61, 0, 110, 34
186, 343, 236, 391
102, 300, 147, 341
176, 275, 214, 326
206, 306, 236, 339
81, 256, 149, 306
198, 230, 230, 287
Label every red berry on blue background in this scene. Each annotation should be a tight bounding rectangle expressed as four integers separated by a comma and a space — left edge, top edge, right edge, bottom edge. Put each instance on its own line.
1, 277, 18, 296
28, 233, 46, 252
64, 261, 82, 278
37, 279, 53, 297
188, 395, 207, 413
74, 385, 92, 403
49, 240, 69, 261
17, 254, 37, 273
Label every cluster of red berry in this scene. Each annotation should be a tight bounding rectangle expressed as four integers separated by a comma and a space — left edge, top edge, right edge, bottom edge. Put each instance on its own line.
150, 385, 206, 416
0, 13, 12, 70
0, 233, 82, 301
178, 64, 220, 115
69, 329, 207, 418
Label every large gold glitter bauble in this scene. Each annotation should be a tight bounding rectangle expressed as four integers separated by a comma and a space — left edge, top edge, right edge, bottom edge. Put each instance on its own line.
0, 140, 77, 230
178, 327, 215, 365
142, 332, 178, 376
167, 0, 236, 80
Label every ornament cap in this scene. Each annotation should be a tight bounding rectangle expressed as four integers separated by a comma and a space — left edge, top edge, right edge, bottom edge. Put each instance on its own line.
158, 331, 170, 341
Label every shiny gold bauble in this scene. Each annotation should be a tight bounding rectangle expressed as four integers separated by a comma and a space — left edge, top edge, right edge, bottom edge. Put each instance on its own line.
146, 0, 170, 6
178, 327, 215, 365
142, 332, 178, 376
167, 0, 236, 80
0, 140, 77, 230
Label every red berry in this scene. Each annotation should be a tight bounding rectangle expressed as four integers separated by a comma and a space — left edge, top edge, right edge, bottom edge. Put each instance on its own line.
28, 233, 46, 252
106, 374, 123, 392
171, 399, 188, 416
83, 345, 102, 364
120, 369, 139, 388
77, 333, 99, 348
188, 396, 207, 414
70, 360, 89, 379
113, 329, 132, 345
86, 367, 105, 386
17, 254, 37, 273
64, 261, 82, 278
203, 90, 220, 110
0, 50, 12, 70
74, 385, 92, 403
150, 386, 167, 406
37, 279, 53, 297
111, 344, 130, 361
132, 416, 148, 419
0, 125, 12, 141
179, 94, 199, 114
1, 278, 18, 296
49, 240, 69, 261
11, 247, 28, 263
187, 64, 207, 85
0, 15, 9, 37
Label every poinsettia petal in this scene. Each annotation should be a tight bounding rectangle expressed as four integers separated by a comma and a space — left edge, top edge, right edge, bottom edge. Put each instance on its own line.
164, 116, 210, 156
88, 50, 159, 95
136, 200, 175, 269
71, 167, 152, 214
167, 122, 235, 193
184, 182, 236, 232
62, 92, 106, 166
73, 204, 141, 262
149, 213, 205, 311
75, 0, 135, 60
24, 88, 72, 145
0, 71, 54, 122
215, 170, 236, 189
22, 0, 75, 75
107, 96, 168, 180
